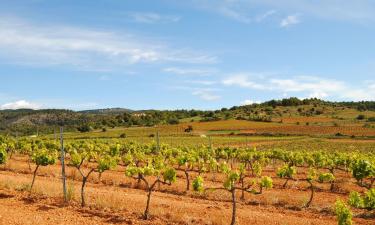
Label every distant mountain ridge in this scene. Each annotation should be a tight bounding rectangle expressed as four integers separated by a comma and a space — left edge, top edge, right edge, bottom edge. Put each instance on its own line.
1, 97, 375, 135
79, 108, 134, 114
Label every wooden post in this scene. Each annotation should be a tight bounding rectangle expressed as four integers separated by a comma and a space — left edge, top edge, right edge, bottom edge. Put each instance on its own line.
60, 127, 67, 203
156, 131, 160, 152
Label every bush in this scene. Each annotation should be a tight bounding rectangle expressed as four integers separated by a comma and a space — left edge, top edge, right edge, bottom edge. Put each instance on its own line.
318, 173, 335, 183
260, 176, 273, 189
351, 159, 374, 184
277, 165, 296, 178
163, 168, 177, 183
334, 200, 352, 225
192, 176, 204, 192
348, 191, 364, 208
184, 125, 193, 133
348, 189, 375, 210
32, 149, 56, 166
363, 188, 375, 209
0, 146, 7, 164
356, 114, 366, 120
168, 118, 179, 125
77, 124, 92, 132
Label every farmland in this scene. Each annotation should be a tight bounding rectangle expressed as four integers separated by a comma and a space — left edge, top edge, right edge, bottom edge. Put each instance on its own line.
2, 1, 375, 224
1, 100, 375, 225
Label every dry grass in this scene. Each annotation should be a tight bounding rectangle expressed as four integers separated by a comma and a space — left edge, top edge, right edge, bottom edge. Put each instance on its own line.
1, 156, 374, 225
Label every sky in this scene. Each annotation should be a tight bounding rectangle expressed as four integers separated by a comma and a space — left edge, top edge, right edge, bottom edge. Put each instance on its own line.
1, 0, 375, 110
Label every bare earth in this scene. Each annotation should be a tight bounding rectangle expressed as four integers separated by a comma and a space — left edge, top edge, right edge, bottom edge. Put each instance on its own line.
0, 156, 373, 225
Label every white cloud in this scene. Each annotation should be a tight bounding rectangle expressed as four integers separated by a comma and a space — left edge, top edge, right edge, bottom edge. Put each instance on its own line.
192, 90, 221, 101
0, 100, 40, 110
163, 67, 216, 75
222, 74, 267, 89
0, 16, 216, 70
240, 99, 261, 105
308, 91, 328, 99
176, 87, 222, 101
253, 0, 375, 22
280, 14, 300, 27
270, 76, 345, 92
186, 80, 217, 85
221, 73, 375, 101
193, 0, 375, 23
255, 10, 277, 22
218, 6, 252, 23
128, 12, 181, 24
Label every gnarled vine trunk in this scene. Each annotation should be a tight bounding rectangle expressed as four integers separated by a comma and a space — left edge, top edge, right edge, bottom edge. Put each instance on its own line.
30, 165, 39, 191
184, 170, 190, 191
230, 188, 237, 225
306, 180, 314, 208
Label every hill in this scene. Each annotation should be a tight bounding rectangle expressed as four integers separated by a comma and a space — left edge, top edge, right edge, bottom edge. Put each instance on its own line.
1, 98, 375, 136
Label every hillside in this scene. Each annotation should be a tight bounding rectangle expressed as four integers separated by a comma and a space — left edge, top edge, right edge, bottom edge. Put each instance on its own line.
1, 98, 375, 136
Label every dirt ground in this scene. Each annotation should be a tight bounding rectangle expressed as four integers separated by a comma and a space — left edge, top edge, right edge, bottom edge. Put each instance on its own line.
0, 155, 373, 225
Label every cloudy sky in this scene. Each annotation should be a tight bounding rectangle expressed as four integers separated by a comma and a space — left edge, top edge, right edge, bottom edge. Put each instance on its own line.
1, 0, 375, 110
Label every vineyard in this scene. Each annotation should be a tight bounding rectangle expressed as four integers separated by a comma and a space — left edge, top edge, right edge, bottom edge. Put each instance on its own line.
2, 0, 375, 223
0, 134, 374, 225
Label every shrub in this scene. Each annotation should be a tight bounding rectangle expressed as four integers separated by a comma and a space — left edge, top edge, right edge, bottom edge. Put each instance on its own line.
363, 188, 375, 209
277, 165, 296, 179
30, 148, 57, 191
192, 176, 204, 193
260, 176, 273, 189
77, 124, 92, 132
184, 125, 193, 133
0, 146, 7, 164
348, 191, 364, 208
168, 118, 179, 125
334, 200, 352, 225
356, 114, 366, 120
163, 167, 177, 183
318, 173, 335, 183
277, 165, 296, 188
351, 159, 374, 186
348, 189, 375, 210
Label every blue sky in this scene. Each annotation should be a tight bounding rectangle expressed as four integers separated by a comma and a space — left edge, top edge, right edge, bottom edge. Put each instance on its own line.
1, 0, 375, 110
